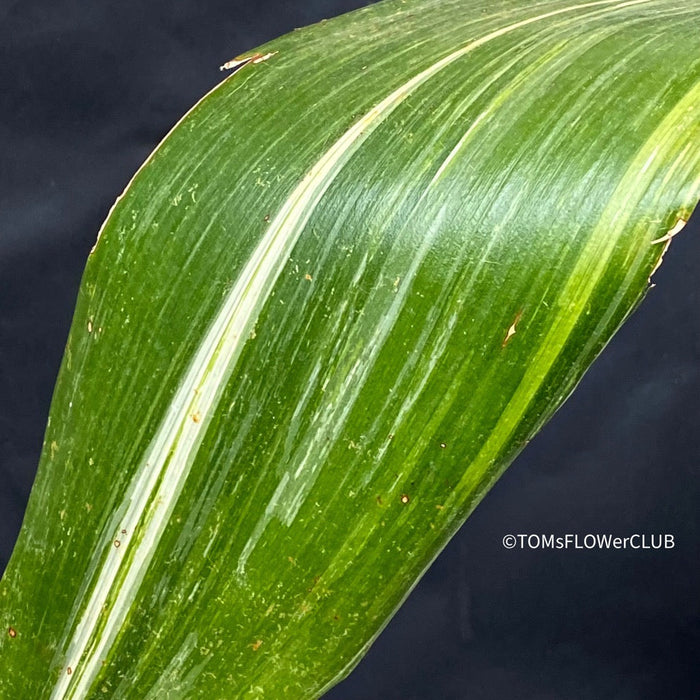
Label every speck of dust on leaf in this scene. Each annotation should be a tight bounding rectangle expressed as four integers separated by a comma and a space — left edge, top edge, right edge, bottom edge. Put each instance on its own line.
400, 494, 410, 504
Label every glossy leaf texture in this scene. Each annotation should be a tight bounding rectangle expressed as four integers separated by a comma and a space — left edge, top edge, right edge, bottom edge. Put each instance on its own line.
1, 0, 699, 697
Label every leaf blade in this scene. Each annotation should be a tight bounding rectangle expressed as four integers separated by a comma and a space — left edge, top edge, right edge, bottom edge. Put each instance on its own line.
1, 0, 699, 697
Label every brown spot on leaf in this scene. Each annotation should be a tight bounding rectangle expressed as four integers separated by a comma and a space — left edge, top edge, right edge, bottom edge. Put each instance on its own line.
251, 639, 263, 651
8, 626, 16, 638
502, 309, 523, 347
400, 494, 410, 504
219, 51, 278, 72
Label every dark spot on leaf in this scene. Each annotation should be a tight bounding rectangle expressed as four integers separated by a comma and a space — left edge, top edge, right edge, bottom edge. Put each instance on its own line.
502, 309, 524, 347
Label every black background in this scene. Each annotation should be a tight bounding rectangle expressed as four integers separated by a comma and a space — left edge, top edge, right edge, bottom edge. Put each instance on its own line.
1, 1, 699, 698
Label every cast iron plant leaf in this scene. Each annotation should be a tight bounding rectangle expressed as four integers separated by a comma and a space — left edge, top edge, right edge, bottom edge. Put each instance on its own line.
1, 0, 699, 697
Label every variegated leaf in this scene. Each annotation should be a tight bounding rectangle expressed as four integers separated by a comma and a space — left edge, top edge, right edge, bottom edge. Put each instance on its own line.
1, 0, 699, 697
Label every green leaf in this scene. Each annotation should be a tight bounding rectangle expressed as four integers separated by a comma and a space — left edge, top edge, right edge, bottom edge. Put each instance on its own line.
1, 0, 699, 697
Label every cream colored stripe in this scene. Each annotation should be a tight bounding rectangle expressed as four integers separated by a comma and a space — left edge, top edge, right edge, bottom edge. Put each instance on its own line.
453, 78, 700, 499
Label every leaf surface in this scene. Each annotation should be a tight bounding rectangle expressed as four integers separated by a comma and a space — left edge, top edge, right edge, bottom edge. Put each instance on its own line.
1, 0, 699, 697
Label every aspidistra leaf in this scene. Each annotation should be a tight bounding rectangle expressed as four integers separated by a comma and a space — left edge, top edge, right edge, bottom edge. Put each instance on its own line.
1, 0, 699, 697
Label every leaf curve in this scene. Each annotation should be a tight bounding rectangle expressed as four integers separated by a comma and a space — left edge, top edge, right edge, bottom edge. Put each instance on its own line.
1, 0, 699, 697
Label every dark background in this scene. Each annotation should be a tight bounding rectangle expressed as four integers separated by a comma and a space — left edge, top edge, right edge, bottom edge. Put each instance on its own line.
1, 1, 698, 698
